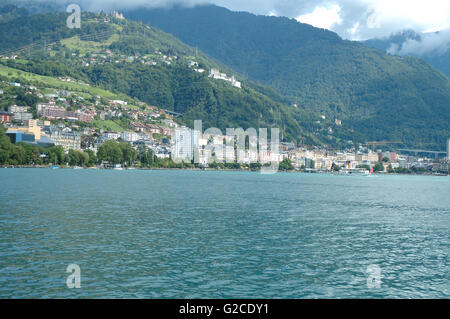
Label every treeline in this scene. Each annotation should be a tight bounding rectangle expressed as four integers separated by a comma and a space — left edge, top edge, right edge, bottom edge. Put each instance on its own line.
206, 158, 294, 171
0, 125, 184, 168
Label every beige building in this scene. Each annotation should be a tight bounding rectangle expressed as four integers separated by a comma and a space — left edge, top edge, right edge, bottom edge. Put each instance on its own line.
7, 119, 42, 140
48, 130, 82, 151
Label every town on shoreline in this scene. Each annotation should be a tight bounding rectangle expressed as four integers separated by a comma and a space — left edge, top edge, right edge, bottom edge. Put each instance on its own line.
1, 115, 449, 175
1, 60, 449, 176
0, 81, 449, 175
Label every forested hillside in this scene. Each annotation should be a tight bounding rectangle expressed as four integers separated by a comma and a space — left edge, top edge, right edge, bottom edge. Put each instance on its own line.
0, 8, 334, 146
363, 30, 450, 78
124, 4, 450, 150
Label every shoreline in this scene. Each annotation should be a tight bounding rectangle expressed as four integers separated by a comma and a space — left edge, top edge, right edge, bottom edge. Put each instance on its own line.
1, 165, 448, 176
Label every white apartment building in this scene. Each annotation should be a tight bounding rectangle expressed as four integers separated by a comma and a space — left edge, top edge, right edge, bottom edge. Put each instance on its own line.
102, 132, 120, 141
172, 127, 201, 162
120, 131, 140, 142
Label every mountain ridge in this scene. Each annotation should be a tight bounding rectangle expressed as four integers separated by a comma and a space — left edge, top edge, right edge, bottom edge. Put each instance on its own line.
123, 4, 450, 150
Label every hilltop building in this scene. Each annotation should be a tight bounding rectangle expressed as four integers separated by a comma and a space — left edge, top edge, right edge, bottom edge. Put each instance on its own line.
111, 11, 125, 19
209, 69, 242, 88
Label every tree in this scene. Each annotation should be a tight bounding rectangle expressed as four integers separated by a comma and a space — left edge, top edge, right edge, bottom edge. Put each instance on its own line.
279, 158, 294, 171
373, 162, 384, 172
85, 149, 97, 166
46, 146, 65, 165
0, 123, 14, 164
119, 142, 137, 166
97, 140, 123, 164
10, 145, 26, 165
137, 147, 154, 167
18, 142, 42, 165
68, 149, 79, 166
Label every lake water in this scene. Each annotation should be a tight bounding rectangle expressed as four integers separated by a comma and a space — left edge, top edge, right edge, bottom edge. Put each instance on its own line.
0, 168, 449, 298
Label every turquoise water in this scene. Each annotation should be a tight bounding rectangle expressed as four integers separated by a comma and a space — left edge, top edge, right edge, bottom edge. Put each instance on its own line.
0, 168, 448, 298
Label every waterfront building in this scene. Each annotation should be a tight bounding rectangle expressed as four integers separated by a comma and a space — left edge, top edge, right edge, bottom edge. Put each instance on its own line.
172, 127, 200, 162
6, 131, 35, 144
7, 120, 42, 140
6, 129, 54, 147
45, 127, 81, 151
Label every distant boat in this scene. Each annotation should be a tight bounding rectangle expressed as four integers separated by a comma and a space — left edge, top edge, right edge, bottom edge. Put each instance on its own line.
339, 169, 370, 176
50, 166, 59, 169
73, 166, 83, 170
113, 164, 123, 170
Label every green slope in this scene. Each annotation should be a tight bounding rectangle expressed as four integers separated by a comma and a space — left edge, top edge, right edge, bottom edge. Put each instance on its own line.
124, 5, 450, 150
0, 8, 333, 146
363, 30, 450, 78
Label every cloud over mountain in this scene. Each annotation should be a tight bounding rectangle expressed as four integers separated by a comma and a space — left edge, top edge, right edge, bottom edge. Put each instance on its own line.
12, 0, 450, 42
388, 29, 450, 56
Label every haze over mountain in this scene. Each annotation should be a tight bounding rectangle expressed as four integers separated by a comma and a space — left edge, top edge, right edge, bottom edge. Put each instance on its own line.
363, 29, 450, 77
123, 4, 450, 150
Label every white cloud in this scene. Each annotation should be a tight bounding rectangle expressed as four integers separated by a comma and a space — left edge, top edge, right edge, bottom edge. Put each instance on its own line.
332, 0, 450, 40
27, 0, 450, 41
388, 29, 450, 56
296, 4, 342, 30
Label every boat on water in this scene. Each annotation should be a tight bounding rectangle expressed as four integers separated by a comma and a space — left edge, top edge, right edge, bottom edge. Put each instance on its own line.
338, 168, 370, 176
113, 164, 123, 170
73, 166, 83, 170
50, 166, 59, 169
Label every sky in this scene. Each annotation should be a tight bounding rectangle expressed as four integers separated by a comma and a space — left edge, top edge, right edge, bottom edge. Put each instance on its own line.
27, 0, 450, 42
